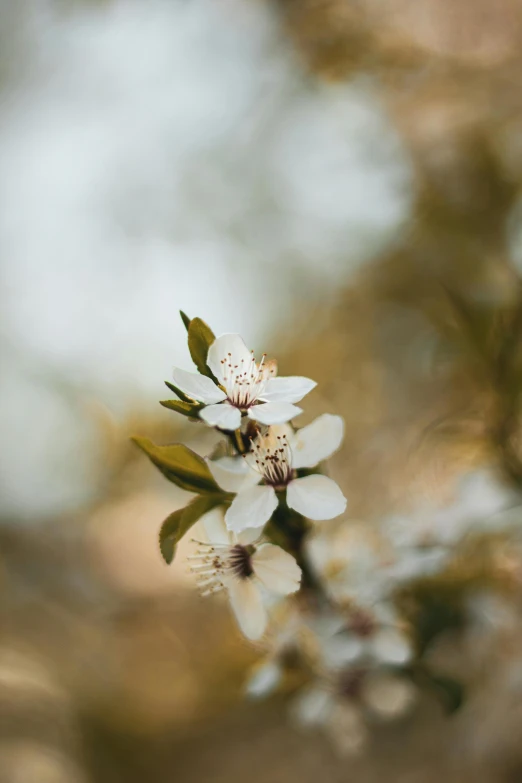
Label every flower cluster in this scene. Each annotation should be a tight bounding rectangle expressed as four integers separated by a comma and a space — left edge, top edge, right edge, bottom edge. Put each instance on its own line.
135, 312, 522, 756
135, 313, 347, 642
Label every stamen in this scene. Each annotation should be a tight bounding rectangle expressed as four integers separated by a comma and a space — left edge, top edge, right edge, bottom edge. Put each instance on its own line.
201, 584, 225, 597
220, 347, 269, 410
188, 541, 257, 597
249, 430, 293, 488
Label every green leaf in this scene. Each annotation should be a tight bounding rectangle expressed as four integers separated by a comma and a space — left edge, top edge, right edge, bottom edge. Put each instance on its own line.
405, 663, 465, 714
164, 380, 193, 404
427, 673, 465, 714
160, 399, 201, 418
132, 437, 220, 493
188, 317, 216, 379
159, 494, 224, 563
159, 507, 185, 564
180, 310, 191, 331
397, 582, 465, 658
411, 665, 465, 714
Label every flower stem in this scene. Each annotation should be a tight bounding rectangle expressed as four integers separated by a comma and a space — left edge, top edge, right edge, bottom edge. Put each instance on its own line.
233, 428, 246, 454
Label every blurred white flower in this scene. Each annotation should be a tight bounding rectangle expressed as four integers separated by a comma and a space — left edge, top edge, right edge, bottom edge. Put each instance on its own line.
244, 603, 307, 699
189, 507, 301, 640
222, 417, 346, 532
317, 603, 413, 670
380, 514, 451, 584
306, 521, 393, 606
380, 469, 519, 584
245, 660, 284, 699
292, 668, 416, 755
172, 332, 315, 430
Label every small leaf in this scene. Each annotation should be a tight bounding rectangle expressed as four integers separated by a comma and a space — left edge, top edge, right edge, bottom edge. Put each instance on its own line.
132, 437, 220, 493
159, 494, 224, 563
164, 380, 193, 404
427, 673, 465, 714
188, 317, 216, 379
398, 585, 465, 658
180, 310, 191, 331
159, 507, 184, 564
409, 664, 465, 714
160, 399, 201, 418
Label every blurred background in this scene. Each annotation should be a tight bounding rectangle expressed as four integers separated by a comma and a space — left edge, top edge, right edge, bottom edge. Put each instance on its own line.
3, 0, 522, 780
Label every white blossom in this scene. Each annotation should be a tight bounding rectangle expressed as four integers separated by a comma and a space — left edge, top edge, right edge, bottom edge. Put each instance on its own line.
384, 470, 516, 552
245, 660, 284, 699
214, 415, 346, 533
172, 333, 315, 430
189, 507, 301, 641
292, 668, 416, 755
244, 603, 306, 699
379, 469, 518, 585
315, 603, 413, 669
306, 520, 393, 606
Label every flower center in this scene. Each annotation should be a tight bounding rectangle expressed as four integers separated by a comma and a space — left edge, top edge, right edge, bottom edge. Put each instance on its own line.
220, 351, 273, 409
228, 544, 255, 579
349, 609, 376, 639
339, 669, 366, 701
189, 541, 256, 596
250, 430, 294, 488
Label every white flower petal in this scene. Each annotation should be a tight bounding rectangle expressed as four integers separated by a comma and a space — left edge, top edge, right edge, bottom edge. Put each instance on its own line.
206, 456, 260, 493
327, 703, 368, 756
199, 506, 231, 545
371, 601, 401, 626
171, 367, 226, 404
245, 661, 282, 699
384, 548, 449, 583
199, 402, 241, 430
237, 527, 261, 546
363, 672, 416, 720
305, 610, 346, 640
225, 485, 278, 533
286, 475, 347, 520
260, 376, 317, 404
370, 628, 413, 666
291, 414, 345, 470
207, 333, 252, 383
248, 401, 303, 425
227, 579, 267, 641
320, 633, 366, 669
292, 686, 334, 727
252, 544, 302, 595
